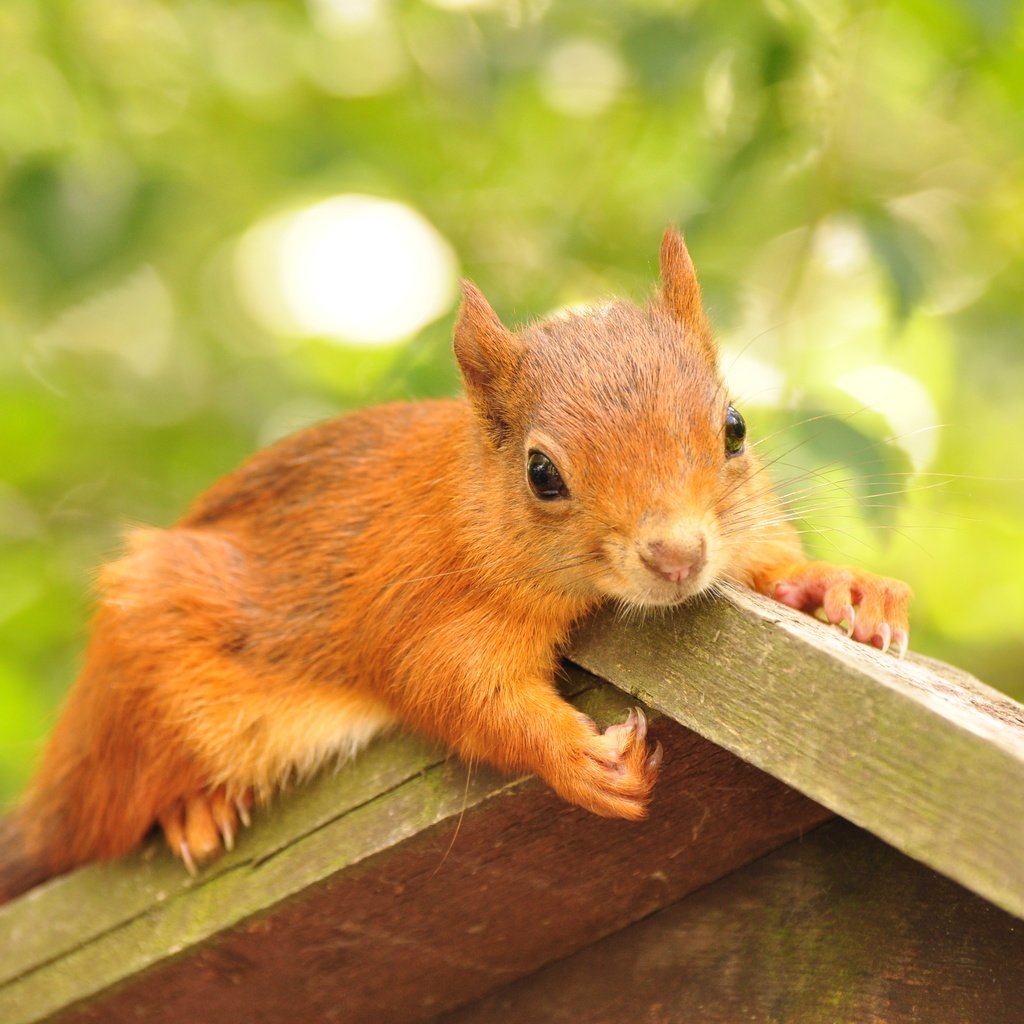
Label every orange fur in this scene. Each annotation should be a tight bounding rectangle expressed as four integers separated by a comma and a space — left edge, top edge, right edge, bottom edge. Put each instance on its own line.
0, 229, 911, 902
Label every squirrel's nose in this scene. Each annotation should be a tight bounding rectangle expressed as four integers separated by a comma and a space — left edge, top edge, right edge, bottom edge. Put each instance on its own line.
641, 534, 707, 584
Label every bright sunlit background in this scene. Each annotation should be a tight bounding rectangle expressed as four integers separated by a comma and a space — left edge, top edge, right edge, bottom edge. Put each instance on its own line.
1, 0, 1022, 802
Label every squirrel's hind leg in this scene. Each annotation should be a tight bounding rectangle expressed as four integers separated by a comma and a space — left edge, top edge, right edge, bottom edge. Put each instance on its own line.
24, 525, 393, 885
110, 527, 395, 871
159, 786, 254, 874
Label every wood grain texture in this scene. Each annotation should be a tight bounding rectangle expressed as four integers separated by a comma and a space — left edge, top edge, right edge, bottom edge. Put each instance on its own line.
0, 675, 829, 1024
443, 818, 1024, 1024
568, 587, 1024, 919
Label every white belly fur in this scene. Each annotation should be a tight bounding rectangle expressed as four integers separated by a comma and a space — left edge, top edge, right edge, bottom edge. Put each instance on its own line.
197, 686, 397, 799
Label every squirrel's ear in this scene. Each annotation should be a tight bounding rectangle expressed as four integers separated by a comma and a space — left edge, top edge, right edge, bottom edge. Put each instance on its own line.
454, 281, 525, 446
659, 227, 717, 366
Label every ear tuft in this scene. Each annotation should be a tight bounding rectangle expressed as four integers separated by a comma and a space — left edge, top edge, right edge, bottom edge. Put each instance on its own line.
659, 227, 717, 366
453, 281, 525, 446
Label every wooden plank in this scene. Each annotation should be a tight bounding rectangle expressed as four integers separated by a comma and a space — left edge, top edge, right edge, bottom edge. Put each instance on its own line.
0, 732, 445, 988
0, 674, 830, 1024
442, 818, 1024, 1024
0, 671, 597, 988
568, 587, 1024, 919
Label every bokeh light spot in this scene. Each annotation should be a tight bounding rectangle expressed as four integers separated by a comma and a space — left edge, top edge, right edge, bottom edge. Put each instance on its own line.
540, 38, 627, 117
722, 351, 786, 408
308, 0, 381, 29
425, 0, 509, 10
235, 196, 458, 346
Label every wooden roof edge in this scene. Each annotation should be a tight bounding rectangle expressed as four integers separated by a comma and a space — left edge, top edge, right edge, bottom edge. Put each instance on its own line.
568, 587, 1024, 919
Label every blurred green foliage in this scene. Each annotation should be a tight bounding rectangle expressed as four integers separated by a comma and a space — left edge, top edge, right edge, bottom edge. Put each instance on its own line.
1, 0, 1022, 804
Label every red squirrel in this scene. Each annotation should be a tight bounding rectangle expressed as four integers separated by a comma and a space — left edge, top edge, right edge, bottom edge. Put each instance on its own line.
0, 229, 911, 902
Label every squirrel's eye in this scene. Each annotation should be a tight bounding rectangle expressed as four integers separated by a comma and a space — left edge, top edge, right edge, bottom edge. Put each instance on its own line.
724, 405, 746, 458
527, 450, 569, 500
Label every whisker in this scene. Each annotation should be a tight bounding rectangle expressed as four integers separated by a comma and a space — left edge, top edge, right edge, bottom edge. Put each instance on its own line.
750, 405, 879, 452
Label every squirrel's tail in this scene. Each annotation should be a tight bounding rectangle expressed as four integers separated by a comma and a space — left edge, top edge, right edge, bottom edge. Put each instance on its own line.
0, 809, 54, 905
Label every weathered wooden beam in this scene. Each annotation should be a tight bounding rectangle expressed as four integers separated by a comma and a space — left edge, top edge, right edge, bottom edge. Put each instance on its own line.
569, 587, 1024, 919
0, 674, 829, 1024
442, 818, 1024, 1024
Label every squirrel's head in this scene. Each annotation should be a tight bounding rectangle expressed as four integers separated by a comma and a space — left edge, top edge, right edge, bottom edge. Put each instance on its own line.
454, 228, 751, 609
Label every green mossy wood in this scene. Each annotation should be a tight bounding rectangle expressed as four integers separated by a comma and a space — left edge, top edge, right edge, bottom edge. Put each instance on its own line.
1, 590, 1021, 1023
570, 588, 1024, 919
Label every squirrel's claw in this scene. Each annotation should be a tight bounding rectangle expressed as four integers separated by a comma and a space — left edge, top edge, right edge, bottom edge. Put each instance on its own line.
876, 622, 892, 655
179, 840, 198, 877
772, 562, 911, 661
631, 707, 648, 742
893, 627, 910, 661
843, 605, 856, 638
555, 706, 661, 820
210, 790, 237, 852
159, 785, 254, 875
235, 796, 252, 828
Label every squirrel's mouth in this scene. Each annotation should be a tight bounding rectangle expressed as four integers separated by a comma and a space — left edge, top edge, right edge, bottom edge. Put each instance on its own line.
636, 573, 716, 608
596, 561, 717, 609
593, 535, 719, 608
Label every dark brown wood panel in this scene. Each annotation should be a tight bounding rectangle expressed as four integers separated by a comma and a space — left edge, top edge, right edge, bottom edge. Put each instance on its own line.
443, 818, 1024, 1024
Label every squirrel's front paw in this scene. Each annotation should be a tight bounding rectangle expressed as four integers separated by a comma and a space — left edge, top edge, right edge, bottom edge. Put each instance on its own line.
771, 561, 912, 658
159, 786, 254, 875
550, 708, 663, 821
